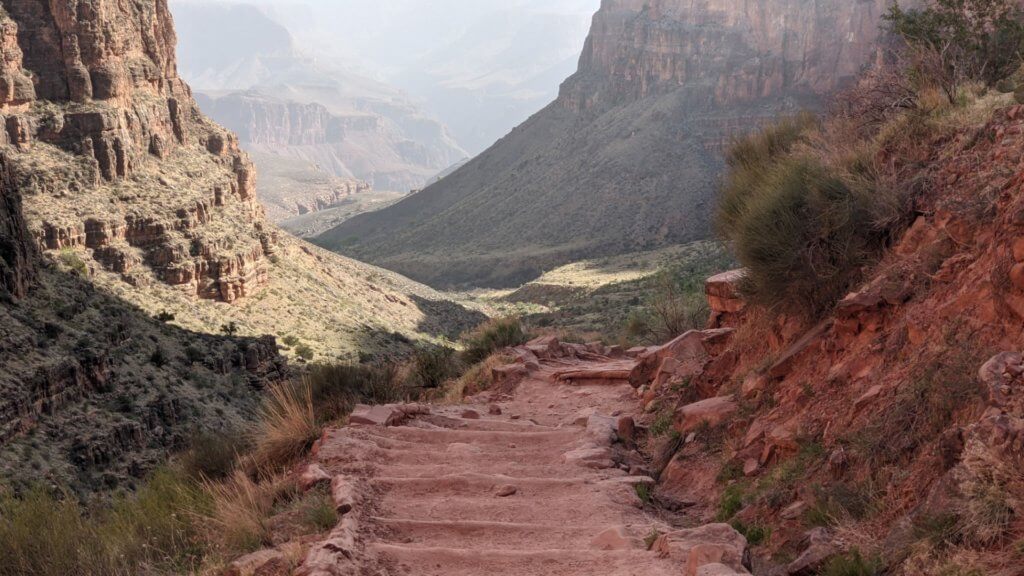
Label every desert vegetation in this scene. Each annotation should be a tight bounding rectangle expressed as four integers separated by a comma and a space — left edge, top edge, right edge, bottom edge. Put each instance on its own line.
0, 313, 536, 575
717, 0, 1024, 317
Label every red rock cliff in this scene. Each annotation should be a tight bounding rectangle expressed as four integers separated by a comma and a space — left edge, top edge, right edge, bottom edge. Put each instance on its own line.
562, 0, 894, 113
0, 0, 272, 303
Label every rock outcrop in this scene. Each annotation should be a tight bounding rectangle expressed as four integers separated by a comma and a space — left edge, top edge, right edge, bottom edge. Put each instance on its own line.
323, 0, 902, 288
0, 157, 33, 298
1, 0, 274, 303
0, 0, 479, 493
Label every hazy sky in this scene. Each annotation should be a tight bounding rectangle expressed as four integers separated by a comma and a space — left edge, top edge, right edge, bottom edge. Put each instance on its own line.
171, 0, 600, 153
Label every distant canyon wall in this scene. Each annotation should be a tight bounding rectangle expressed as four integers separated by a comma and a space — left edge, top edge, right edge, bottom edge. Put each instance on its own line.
196, 90, 464, 193
325, 0, 906, 288
563, 0, 893, 113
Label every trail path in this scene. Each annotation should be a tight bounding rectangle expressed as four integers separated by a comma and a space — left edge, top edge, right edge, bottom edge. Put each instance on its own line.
297, 345, 748, 576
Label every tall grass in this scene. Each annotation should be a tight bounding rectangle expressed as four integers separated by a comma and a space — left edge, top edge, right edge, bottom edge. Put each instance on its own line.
0, 469, 208, 576
201, 471, 290, 555
250, 381, 320, 470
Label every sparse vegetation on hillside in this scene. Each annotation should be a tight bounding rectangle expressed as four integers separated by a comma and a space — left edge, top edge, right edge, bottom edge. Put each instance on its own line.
885, 0, 1024, 102
719, 63, 1024, 317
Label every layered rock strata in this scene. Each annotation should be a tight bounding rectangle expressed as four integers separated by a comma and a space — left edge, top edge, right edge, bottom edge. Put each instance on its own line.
1, 0, 272, 303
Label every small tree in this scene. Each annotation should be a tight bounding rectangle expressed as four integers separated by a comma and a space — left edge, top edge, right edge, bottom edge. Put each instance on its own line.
884, 0, 1024, 102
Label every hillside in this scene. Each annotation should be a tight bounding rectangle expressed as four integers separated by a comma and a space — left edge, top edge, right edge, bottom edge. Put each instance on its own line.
321, 0, 900, 289
0, 0, 478, 492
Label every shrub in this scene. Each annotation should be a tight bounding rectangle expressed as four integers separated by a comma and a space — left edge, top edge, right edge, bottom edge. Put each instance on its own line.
201, 470, 280, 554
717, 134, 895, 316
180, 430, 249, 480
305, 363, 407, 423
716, 484, 746, 521
729, 519, 771, 546
819, 548, 882, 576
150, 346, 168, 367
634, 483, 653, 505
625, 271, 710, 343
0, 468, 208, 576
460, 317, 529, 365
250, 381, 320, 470
298, 489, 337, 533
884, 0, 1024, 102
445, 352, 513, 400
408, 346, 461, 389
58, 249, 88, 277
294, 343, 315, 361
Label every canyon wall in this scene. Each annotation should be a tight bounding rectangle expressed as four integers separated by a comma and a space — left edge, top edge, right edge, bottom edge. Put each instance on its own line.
2, 0, 274, 304
0, 158, 32, 299
323, 0, 900, 288
0, 0, 479, 492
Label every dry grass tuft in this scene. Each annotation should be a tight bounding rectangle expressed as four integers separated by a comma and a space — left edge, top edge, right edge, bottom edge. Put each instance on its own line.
201, 470, 291, 555
250, 381, 321, 470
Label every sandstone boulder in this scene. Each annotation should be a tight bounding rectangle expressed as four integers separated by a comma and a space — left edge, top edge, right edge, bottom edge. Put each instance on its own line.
330, 475, 357, 515
787, 527, 837, 575
630, 329, 734, 389
295, 516, 360, 576
225, 549, 290, 576
653, 523, 750, 576
524, 335, 564, 360
492, 363, 529, 389
674, 396, 737, 433
298, 463, 332, 492
590, 526, 642, 550
705, 269, 746, 314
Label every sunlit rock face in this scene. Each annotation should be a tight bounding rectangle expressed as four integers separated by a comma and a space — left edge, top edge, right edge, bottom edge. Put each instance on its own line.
563, 0, 894, 113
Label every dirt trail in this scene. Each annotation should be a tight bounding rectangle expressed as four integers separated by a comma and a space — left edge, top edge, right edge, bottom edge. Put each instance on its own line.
299, 352, 744, 576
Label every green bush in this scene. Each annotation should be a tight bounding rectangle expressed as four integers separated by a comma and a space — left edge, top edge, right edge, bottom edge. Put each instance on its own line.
716, 484, 746, 521
819, 549, 882, 576
408, 346, 461, 389
180, 430, 250, 480
884, 0, 1024, 102
305, 363, 407, 423
729, 519, 771, 546
460, 317, 529, 365
625, 271, 710, 343
294, 343, 315, 361
57, 249, 88, 277
717, 129, 893, 316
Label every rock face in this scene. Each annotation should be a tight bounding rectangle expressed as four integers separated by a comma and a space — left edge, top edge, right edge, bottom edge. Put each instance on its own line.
194, 90, 459, 194
1, 0, 272, 304
323, 0, 900, 288
0, 159, 33, 299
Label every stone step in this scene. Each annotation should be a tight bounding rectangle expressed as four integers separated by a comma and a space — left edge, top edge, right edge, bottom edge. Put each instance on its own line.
363, 425, 579, 446
376, 462, 606, 479
374, 473, 591, 499
413, 414, 560, 432
365, 444, 575, 466
374, 518, 649, 551
376, 492, 635, 524
370, 544, 678, 576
